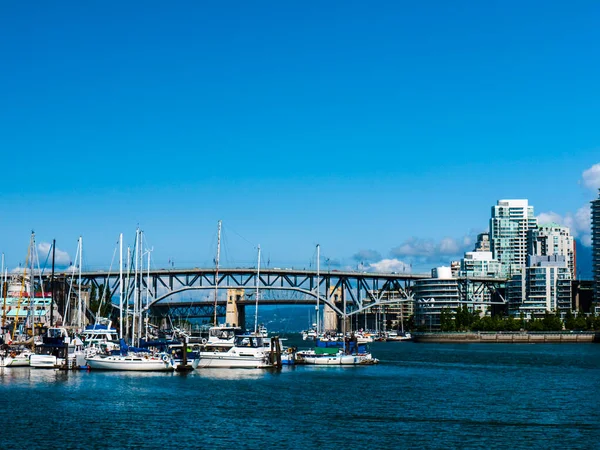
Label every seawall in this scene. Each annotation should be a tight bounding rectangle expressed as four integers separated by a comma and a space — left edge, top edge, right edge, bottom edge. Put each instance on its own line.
412, 332, 600, 343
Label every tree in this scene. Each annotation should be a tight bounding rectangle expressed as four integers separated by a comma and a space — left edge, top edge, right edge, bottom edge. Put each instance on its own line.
440, 308, 455, 332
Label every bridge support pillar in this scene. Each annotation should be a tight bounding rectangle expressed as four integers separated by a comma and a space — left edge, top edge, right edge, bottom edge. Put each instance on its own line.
226, 289, 245, 327
323, 304, 338, 332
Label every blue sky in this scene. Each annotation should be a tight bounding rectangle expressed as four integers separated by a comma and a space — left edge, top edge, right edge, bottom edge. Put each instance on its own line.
1, 1, 599, 274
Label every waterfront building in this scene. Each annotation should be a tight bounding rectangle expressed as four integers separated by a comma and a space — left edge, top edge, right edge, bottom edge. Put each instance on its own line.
474, 232, 491, 252
450, 260, 461, 278
528, 223, 575, 280
593, 190, 600, 311
461, 251, 501, 278
460, 251, 501, 316
507, 255, 572, 319
413, 267, 460, 330
490, 199, 538, 278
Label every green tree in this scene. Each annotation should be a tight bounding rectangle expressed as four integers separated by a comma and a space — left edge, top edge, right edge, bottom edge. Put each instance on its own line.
564, 310, 575, 330
440, 308, 456, 332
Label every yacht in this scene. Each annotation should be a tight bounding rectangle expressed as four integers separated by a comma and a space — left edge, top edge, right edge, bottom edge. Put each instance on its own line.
81, 318, 120, 356
196, 333, 272, 369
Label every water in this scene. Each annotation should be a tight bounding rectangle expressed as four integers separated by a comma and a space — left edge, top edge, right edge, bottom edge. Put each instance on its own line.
1, 341, 599, 449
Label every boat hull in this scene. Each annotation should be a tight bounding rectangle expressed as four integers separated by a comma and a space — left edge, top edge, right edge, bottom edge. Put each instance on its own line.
86, 356, 174, 371
297, 351, 378, 366
29, 355, 62, 369
197, 354, 271, 369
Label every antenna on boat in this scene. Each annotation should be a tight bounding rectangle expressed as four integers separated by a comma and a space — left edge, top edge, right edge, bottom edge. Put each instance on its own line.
254, 244, 261, 334
213, 220, 222, 326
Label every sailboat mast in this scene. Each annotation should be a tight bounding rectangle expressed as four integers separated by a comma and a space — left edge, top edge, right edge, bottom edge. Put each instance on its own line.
30, 233, 36, 330
125, 245, 131, 342
316, 244, 320, 335
213, 220, 222, 326
138, 230, 144, 345
254, 244, 260, 334
145, 247, 150, 341
78, 236, 82, 330
1, 268, 7, 329
1, 253, 4, 328
50, 240, 56, 326
119, 233, 123, 339
133, 228, 139, 346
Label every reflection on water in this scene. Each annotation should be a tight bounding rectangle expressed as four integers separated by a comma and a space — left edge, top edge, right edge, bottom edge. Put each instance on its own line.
192, 368, 270, 380
0, 366, 70, 385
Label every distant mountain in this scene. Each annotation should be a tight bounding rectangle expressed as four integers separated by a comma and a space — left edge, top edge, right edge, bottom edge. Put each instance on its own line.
247, 305, 315, 333
576, 239, 592, 280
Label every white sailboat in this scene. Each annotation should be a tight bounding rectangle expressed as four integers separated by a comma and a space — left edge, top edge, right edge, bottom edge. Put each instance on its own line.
85, 353, 175, 371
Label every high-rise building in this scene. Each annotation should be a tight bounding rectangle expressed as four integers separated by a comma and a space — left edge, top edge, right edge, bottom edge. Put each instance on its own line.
508, 255, 572, 319
490, 199, 538, 278
474, 233, 491, 252
592, 190, 600, 308
528, 223, 575, 280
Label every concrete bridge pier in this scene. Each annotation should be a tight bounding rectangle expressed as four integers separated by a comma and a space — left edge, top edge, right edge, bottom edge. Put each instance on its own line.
226, 289, 245, 328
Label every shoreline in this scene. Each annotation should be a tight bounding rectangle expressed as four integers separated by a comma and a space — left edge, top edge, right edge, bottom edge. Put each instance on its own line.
412, 331, 600, 343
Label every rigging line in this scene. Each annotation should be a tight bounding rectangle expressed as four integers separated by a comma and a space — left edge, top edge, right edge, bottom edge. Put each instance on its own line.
222, 223, 255, 248
96, 242, 118, 321
12, 236, 32, 338
63, 238, 80, 324
40, 243, 52, 276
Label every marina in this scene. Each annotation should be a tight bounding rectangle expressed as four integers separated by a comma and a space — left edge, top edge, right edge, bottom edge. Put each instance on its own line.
1, 341, 598, 449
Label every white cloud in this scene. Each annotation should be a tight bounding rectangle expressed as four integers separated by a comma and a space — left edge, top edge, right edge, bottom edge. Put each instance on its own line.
581, 163, 600, 191
37, 242, 71, 266
537, 206, 591, 247
439, 237, 460, 254
368, 258, 411, 273
391, 235, 472, 261
535, 163, 598, 247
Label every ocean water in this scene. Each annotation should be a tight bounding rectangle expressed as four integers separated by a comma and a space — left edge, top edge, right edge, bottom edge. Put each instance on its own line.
1, 340, 599, 449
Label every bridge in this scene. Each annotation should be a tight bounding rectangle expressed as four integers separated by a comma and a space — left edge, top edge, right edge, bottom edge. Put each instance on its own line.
53, 267, 507, 324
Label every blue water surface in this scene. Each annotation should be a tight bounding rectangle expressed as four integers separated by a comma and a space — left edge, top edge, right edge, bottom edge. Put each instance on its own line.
1, 341, 599, 449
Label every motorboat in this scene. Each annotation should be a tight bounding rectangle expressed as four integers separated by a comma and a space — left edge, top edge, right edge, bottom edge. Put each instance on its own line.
81, 318, 120, 355
295, 338, 379, 366
295, 348, 378, 365
301, 324, 318, 341
0, 348, 33, 367
29, 327, 84, 369
385, 330, 412, 342
197, 334, 272, 369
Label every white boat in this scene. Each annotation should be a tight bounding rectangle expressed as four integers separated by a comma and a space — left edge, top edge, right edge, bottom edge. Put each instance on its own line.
85, 353, 175, 371
81, 318, 120, 351
385, 330, 412, 342
197, 334, 272, 369
296, 349, 378, 365
29, 327, 84, 369
258, 324, 268, 337
301, 324, 318, 341
0, 349, 33, 367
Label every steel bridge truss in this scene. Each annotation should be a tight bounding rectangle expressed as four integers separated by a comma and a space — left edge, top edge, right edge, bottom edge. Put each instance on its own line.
77, 268, 505, 320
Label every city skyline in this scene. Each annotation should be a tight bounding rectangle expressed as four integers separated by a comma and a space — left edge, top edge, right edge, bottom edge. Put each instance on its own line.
1, 2, 600, 275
